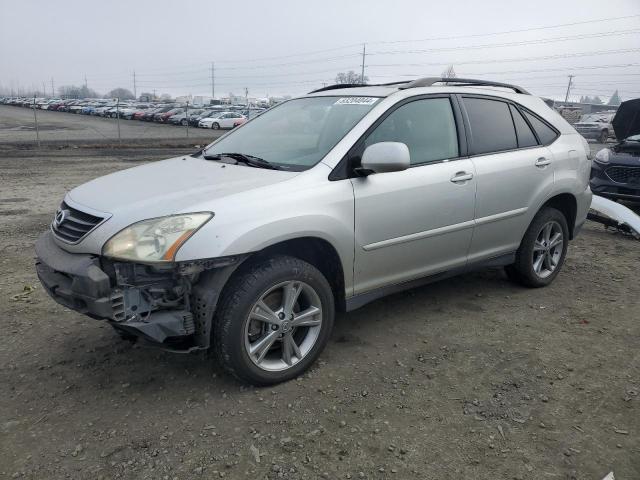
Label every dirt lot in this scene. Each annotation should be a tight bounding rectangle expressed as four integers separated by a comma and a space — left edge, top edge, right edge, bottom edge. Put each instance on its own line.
0, 137, 638, 479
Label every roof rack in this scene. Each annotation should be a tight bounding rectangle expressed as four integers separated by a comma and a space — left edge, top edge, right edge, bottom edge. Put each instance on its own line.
308, 80, 410, 94
308, 83, 366, 93
398, 77, 530, 94
308, 78, 529, 95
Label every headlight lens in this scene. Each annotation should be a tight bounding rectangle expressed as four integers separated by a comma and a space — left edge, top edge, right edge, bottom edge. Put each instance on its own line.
594, 148, 610, 165
103, 213, 213, 262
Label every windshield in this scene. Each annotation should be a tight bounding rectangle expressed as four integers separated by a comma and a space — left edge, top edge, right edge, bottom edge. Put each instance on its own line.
203, 96, 381, 171
626, 134, 640, 142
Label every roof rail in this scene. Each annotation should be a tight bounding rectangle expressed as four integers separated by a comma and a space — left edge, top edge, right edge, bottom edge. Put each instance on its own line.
308, 83, 366, 93
398, 77, 530, 94
308, 80, 411, 94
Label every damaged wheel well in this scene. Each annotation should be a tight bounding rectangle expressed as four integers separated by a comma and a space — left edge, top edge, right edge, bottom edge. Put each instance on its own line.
541, 193, 577, 239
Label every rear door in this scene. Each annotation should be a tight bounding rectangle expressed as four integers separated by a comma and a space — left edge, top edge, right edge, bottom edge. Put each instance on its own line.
351, 96, 476, 294
460, 96, 557, 262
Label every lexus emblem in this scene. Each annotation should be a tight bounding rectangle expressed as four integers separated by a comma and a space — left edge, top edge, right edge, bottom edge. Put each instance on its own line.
54, 209, 69, 227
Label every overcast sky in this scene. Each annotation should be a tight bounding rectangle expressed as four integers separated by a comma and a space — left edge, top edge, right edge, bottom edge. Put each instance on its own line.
1, 0, 639, 101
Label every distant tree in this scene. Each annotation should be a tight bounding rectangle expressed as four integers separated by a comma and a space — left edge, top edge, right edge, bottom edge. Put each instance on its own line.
107, 88, 135, 100
582, 96, 592, 104
160, 93, 172, 101
58, 84, 100, 99
591, 96, 603, 105
607, 90, 621, 106
441, 65, 457, 78
335, 71, 368, 85
579, 95, 585, 103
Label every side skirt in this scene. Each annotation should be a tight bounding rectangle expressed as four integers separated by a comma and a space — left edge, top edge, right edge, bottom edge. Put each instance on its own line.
345, 252, 515, 312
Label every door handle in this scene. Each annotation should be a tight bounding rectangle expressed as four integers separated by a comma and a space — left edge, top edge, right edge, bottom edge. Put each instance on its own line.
535, 157, 551, 167
450, 171, 474, 183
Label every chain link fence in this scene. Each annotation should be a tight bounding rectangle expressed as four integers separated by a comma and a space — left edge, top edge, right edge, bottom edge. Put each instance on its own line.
0, 97, 250, 148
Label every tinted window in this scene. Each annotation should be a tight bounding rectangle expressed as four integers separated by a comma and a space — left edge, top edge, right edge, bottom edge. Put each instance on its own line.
509, 104, 538, 148
464, 97, 517, 154
364, 98, 458, 165
522, 110, 558, 145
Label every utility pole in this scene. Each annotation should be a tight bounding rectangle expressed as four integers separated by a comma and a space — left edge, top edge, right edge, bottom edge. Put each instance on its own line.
42, 81, 46, 97
360, 43, 366, 84
51, 77, 55, 97
133, 70, 137, 99
564, 75, 574, 103
211, 62, 215, 101
84, 75, 88, 89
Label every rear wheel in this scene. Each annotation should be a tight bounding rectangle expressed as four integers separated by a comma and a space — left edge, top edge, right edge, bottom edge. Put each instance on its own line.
181, 119, 188, 126
213, 255, 334, 385
505, 207, 569, 288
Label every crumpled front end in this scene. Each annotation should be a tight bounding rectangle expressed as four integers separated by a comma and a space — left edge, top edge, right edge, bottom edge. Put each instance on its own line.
35, 231, 244, 351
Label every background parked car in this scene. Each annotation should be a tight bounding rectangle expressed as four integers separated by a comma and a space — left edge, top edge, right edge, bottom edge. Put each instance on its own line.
198, 111, 246, 129
168, 108, 204, 125
574, 111, 616, 143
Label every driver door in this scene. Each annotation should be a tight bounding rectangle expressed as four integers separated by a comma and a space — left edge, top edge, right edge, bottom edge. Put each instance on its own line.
351, 96, 476, 295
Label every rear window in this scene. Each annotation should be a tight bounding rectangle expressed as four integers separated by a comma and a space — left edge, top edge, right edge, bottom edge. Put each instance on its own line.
522, 110, 558, 145
464, 97, 517, 154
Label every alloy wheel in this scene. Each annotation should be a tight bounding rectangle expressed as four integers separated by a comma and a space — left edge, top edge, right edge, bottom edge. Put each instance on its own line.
243, 280, 323, 372
532, 220, 564, 278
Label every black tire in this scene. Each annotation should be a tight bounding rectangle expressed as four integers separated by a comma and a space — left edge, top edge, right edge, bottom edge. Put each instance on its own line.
599, 130, 608, 143
505, 207, 569, 288
211, 122, 220, 130
213, 255, 335, 385
181, 119, 187, 126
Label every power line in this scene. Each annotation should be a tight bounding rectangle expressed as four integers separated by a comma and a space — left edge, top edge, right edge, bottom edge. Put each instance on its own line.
368, 13, 640, 45
73, 13, 640, 77
367, 48, 640, 68
367, 29, 640, 56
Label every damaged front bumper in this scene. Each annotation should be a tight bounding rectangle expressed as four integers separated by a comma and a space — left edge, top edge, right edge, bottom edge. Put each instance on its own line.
35, 231, 243, 351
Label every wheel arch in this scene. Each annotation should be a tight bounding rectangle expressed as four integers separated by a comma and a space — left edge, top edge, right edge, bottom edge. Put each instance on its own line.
243, 236, 347, 312
539, 192, 578, 239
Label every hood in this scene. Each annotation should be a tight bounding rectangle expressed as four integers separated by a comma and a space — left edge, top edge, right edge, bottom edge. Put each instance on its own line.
67, 155, 299, 219
612, 98, 640, 140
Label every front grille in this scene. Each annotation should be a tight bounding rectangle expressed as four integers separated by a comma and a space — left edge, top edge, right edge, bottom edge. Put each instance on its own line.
605, 166, 640, 185
51, 201, 104, 243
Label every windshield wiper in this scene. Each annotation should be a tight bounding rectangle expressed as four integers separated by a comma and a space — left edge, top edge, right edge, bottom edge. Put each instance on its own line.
202, 152, 282, 170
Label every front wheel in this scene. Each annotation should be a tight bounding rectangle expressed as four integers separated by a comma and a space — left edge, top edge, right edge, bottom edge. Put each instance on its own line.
505, 207, 569, 288
213, 255, 334, 385
211, 122, 220, 130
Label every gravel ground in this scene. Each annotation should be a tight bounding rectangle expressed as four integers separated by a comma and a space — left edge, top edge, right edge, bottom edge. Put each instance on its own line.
0, 139, 638, 479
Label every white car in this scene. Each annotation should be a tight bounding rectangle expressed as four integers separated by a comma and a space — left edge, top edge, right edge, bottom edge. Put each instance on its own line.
198, 111, 246, 129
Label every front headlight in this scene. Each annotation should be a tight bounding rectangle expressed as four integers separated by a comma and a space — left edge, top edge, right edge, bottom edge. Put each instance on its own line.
103, 212, 213, 262
594, 148, 611, 165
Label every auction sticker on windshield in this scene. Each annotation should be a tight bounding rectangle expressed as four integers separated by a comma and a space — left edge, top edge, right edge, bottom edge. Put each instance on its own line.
334, 97, 378, 105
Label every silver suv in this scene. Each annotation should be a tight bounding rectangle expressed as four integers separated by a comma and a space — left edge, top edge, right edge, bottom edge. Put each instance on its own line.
35, 77, 592, 385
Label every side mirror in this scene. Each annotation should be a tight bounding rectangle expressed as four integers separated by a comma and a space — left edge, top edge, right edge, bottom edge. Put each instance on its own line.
359, 142, 410, 175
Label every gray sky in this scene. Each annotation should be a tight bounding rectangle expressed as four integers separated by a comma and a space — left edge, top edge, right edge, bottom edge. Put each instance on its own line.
1, 0, 639, 101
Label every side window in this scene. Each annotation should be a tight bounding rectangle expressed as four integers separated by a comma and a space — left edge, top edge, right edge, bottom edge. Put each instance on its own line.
522, 110, 558, 145
464, 97, 517, 154
364, 98, 458, 165
509, 104, 538, 148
